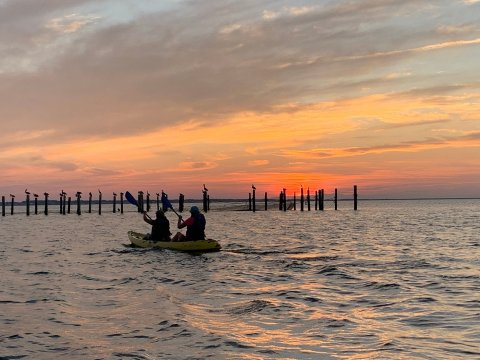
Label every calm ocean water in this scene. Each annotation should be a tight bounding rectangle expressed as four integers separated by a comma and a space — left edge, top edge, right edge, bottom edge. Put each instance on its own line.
1, 199, 479, 359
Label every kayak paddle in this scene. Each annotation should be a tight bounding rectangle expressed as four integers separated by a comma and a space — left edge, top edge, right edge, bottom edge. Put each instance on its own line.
161, 192, 181, 218
125, 191, 152, 219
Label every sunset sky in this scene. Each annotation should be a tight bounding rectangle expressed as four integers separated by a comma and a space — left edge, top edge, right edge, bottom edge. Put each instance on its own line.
1, 0, 479, 199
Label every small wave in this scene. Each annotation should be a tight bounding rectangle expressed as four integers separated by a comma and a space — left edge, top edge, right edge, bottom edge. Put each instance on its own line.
0, 300, 22, 304
224, 340, 255, 349
290, 255, 339, 262
317, 265, 357, 280
364, 281, 401, 290
303, 296, 321, 303
229, 248, 286, 256
324, 318, 353, 328
112, 352, 150, 359
27, 271, 50, 275
414, 297, 437, 303
226, 299, 272, 315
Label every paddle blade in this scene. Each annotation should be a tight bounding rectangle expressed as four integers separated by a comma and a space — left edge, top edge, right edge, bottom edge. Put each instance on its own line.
125, 191, 139, 207
161, 192, 173, 210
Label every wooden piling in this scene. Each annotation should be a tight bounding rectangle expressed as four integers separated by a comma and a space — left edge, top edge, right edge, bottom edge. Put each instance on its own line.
278, 191, 283, 210
62, 193, 66, 215
146, 192, 151, 212
88, 192, 92, 213
293, 192, 296, 211
26, 193, 30, 216
76, 192, 81, 215
334, 188, 338, 210
2, 196, 5, 216
283, 188, 287, 212
207, 195, 210, 211
320, 189, 324, 211
354, 185, 358, 210
113, 193, 117, 213
300, 187, 304, 211
120, 192, 124, 214
67, 197, 71, 214
44, 193, 49, 215
202, 184, 208, 213
179, 194, 184, 212
98, 190, 102, 215
315, 191, 318, 210
156, 193, 160, 211
252, 185, 256, 212
264, 192, 268, 211
138, 191, 144, 213
34, 194, 38, 215
10, 195, 15, 215
307, 188, 311, 211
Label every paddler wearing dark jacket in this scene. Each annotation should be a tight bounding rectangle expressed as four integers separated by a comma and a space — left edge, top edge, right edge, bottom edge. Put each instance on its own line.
172, 206, 206, 242
143, 209, 171, 242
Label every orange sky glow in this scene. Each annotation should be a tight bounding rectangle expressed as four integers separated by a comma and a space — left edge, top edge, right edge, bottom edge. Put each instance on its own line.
1, 1, 479, 199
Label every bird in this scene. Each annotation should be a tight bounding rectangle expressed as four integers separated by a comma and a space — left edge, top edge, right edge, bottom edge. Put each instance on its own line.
9, 194, 15, 198
25, 189, 31, 195
252, 184, 256, 190
33, 193, 38, 198
203, 184, 208, 192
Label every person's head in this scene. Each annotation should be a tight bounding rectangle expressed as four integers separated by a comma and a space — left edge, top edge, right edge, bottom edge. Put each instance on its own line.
189, 206, 200, 215
156, 209, 165, 218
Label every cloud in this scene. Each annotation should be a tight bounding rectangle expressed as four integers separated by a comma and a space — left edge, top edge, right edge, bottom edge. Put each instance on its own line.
248, 159, 269, 166
281, 132, 480, 160
177, 161, 218, 171
1, 0, 479, 142
46, 13, 100, 33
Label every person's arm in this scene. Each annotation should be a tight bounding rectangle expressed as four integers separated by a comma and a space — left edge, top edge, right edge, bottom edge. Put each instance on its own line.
143, 212, 154, 225
177, 216, 193, 229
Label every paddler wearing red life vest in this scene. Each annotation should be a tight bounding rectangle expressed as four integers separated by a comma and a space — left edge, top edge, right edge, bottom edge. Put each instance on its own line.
172, 206, 206, 242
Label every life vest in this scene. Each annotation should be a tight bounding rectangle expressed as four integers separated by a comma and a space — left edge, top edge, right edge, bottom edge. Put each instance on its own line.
186, 213, 206, 240
151, 217, 170, 241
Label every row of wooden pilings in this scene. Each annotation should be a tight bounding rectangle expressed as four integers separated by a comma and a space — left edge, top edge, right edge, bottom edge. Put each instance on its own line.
1, 186, 211, 216
248, 185, 358, 211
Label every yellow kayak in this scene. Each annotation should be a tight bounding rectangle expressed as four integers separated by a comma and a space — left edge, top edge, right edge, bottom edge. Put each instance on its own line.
127, 231, 221, 252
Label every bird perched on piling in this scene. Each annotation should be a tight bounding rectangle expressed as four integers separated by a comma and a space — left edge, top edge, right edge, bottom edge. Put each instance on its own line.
252, 184, 256, 190
10, 194, 15, 198
34, 193, 38, 198
25, 189, 30, 195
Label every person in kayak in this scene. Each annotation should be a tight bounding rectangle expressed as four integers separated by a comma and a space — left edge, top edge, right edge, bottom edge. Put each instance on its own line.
143, 209, 171, 242
172, 206, 206, 242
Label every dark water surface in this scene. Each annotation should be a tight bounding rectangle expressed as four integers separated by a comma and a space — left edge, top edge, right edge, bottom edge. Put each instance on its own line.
1, 200, 479, 359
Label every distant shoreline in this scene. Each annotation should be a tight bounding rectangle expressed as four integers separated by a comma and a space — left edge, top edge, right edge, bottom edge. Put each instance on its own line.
7, 197, 480, 205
